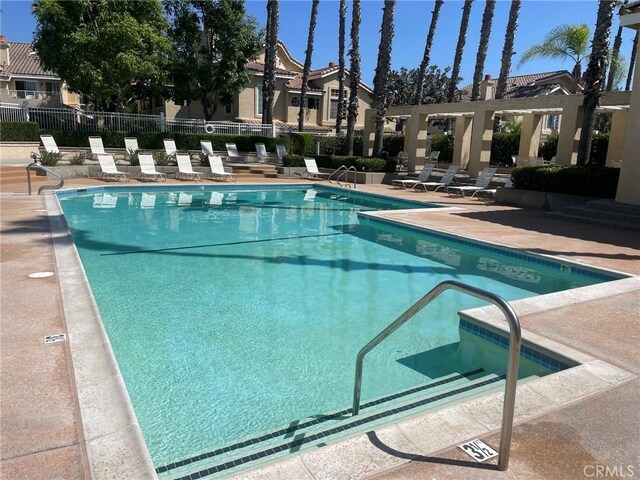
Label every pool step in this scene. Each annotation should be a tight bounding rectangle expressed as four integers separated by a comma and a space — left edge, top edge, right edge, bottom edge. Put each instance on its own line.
157, 369, 506, 480
547, 199, 640, 231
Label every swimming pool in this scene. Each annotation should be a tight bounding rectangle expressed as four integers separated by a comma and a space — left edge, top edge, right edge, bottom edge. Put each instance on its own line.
57, 184, 621, 478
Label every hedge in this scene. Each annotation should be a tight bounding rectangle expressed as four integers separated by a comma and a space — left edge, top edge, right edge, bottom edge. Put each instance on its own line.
537, 133, 609, 166
430, 134, 454, 163
282, 154, 395, 172
0, 122, 41, 142
511, 165, 619, 198
490, 133, 520, 166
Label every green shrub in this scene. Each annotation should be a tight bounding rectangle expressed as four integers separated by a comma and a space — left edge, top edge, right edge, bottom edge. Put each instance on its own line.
126, 151, 140, 166
69, 152, 87, 165
430, 134, 454, 163
0, 122, 40, 141
538, 133, 558, 160
282, 132, 316, 155
152, 151, 171, 166
39, 151, 62, 166
282, 154, 391, 172
382, 135, 404, 157
511, 165, 619, 198
590, 133, 609, 167
490, 132, 520, 166
282, 155, 305, 167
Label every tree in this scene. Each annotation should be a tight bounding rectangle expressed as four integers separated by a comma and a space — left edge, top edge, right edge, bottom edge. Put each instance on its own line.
413, 0, 444, 105
388, 66, 451, 106
495, 0, 521, 99
470, 0, 496, 101
262, 0, 279, 124
33, 0, 170, 112
335, 0, 347, 134
518, 24, 590, 81
372, 0, 396, 156
165, 0, 263, 121
298, 0, 320, 132
345, 0, 361, 156
445, 0, 473, 131
606, 20, 624, 91
576, 0, 615, 165
626, 31, 638, 91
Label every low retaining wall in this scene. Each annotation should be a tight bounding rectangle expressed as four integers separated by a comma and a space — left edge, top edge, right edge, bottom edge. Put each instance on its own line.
496, 188, 597, 211
0, 142, 40, 165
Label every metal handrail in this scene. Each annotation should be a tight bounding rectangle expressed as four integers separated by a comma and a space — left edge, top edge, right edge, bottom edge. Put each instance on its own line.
26, 158, 64, 195
352, 280, 521, 471
329, 165, 357, 189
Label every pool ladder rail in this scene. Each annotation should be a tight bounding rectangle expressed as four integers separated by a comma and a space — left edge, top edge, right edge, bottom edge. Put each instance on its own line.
352, 280, 522, 472
329, 165, 357, 189
26, 156, 64, 195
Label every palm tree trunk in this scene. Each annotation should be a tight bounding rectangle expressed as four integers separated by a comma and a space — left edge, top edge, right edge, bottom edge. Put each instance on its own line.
625, 31, 638, 91
606, 24, 623, 91
445, 0, 472, 131
298, 0, 320, 132
372, 0, 396, 157
262, 0, 279, 125
495, 0, 521, 99
413, 0, 444, 105
471, 0, 496, 101
346, 0, 361, 156
336, 0, 347, 135
576, 0, 615, 166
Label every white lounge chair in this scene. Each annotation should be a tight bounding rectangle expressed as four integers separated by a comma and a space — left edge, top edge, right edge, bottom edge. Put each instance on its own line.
163, 139, 178, 160
138, 154, 166, 182
207, 155, 236, 182
124, 137, 139, 155
40, 135, 60, 154
392, 164, 435, 189
276, 144, 287, 161
97, 154, 130, 182
413, 164, 460, 192
303, 158, 330, 180
447, 166, 498, 197
175, 154, 203, 181
255, 143, 269, 162
89, 136, 107, 157
476, 178, 514, 199
201, 140, 215, 157
225, 143, 244, 162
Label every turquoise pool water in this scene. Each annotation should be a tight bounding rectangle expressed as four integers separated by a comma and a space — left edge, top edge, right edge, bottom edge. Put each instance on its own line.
58, 186, 617, 475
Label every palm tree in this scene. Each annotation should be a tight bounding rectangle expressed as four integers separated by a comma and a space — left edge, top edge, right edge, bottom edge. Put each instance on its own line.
345, 0, 361, 156
626, 31, 638, 91
445, 0, 472, 131
372, 0, 396, 156
298, 0, 319, 132
413, 0, 444, 105
606, 21, 623, 91
262, 0, 279, 125
518, 24, 589, 82
336, 0, 347, 134
576, 0, 615, 165
495, 0, 521, 99
470, 0, 496, 101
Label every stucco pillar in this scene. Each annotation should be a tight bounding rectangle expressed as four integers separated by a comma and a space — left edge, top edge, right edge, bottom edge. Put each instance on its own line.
403, 113, 428, 172
468, 109, 494, 177
556, 104, 582, 165
452, 116, 473, 169
606, 110, 628, 166
362, 110, 376, 157
615, 32, 640, 205
518, 113, 543, 159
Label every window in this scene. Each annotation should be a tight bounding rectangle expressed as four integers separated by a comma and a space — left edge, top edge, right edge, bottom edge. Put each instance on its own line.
547, 114, 559, 132
329, 88, 346, 119
256, 85, 263, 116
15, 80, 38, 98
307, 97, 319, 110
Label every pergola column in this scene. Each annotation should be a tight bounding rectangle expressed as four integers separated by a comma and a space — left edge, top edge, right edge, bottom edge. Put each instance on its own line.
606, 110, 628, 166
362, 110, 377, 157
556, 104, 582, 165
518, 113, 543, 159
468, 109, 494, 176
452, 116, 473, 169
403, 113, 428, 172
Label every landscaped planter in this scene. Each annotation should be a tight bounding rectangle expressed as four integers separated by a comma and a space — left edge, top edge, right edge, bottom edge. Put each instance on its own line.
496, 188, 597, 211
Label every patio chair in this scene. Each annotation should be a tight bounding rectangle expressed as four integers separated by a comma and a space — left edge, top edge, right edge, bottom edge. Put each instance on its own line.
391, 164, 435, 189
201, 140, 215, 157
427, 150, 440, 163
175, 154, 203, 181
447, 166, 498, 198
225, 143, 244, 162
255, 143, 269, 162
413, 164, 460, 192
138, 154, 166, 182
303, 158, 330, 180
124, 137, 139, 155
529, 156, 544, 166
40, 135, 60, 154
163, 139, 178, 161
207, 155, 236, 182
276, 144, 287, 161
476, 178, 514, 199
97, 154, 130, 182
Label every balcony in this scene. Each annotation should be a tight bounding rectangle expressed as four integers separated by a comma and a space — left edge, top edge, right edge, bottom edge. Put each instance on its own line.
0, 90, 62, 107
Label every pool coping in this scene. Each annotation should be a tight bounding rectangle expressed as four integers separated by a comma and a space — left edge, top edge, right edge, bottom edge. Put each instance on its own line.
45, 188, 639, 480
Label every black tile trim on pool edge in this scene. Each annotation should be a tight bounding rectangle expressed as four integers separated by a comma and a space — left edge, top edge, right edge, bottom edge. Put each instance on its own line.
168, 374, 506, 480
156, 368, 484, 475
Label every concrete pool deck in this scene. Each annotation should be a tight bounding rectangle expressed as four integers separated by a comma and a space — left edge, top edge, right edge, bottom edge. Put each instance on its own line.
1, 174, 638, 479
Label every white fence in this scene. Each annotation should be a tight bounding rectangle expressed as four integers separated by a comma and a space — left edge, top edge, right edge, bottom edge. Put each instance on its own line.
0, 103, 277, 137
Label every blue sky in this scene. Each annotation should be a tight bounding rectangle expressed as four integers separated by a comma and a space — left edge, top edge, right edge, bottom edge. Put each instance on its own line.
1, 0, 636, 88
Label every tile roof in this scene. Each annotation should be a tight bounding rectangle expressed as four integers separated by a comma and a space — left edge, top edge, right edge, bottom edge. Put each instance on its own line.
460, 71, 575, 98
245, 61, 296, 77
285, 74, 323, 92
4, 42, 56, 78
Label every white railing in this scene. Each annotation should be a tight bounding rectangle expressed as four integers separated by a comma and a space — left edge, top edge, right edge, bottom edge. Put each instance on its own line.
4, 90, 60, 101
0, 103, 277, 137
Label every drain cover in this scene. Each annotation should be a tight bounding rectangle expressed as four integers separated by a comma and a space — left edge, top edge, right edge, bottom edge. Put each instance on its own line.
28, 271, 54, 279
44, 333, 66, 344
